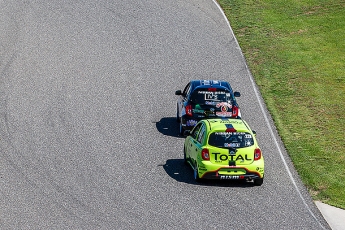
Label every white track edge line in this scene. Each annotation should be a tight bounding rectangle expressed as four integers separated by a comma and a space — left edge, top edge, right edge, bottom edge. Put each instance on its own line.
211, 1, 326, 229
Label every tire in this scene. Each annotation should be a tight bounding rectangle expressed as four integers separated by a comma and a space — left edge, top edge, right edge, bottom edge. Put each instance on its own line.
176, 104, 180, 122
179, 122, 184, 136
254, 178, 264, 186
193, 163, 202, 182
183, 147, 188, 165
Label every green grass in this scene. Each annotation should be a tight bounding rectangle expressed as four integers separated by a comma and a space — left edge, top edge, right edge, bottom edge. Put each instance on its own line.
217, 0, 345, 209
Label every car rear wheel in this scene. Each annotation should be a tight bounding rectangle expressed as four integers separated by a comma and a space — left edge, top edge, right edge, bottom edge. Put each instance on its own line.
193, 164, 202, 182
183, 147, 188, 165
254, 178, 263, 186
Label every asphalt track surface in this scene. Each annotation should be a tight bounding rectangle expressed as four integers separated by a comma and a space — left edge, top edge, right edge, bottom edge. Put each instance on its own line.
0, 1, 331, 229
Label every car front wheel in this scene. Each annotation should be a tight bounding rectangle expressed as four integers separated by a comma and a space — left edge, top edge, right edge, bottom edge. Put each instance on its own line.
176, 104, 180, 122
179, 122, 184, 136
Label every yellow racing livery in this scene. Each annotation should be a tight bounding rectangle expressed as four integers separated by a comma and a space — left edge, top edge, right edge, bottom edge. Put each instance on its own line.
183, 118, 264, 186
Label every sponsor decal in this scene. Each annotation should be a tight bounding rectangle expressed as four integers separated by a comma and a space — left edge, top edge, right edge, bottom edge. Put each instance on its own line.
193, 109, 204, 113
197, 91, 228, 101
199, 166, 207, 172
197, 91, 227, 94
224, 143, 240, 148
221, 105, 227, 112
220, 120, 243, 124
205, 101, 217, 105
204, 111, 216, 116
212, 153, 252, 161
186, 120, 198, 126
215, 132, 242, 136
212, 102, 232, 114
216, 112, 232, 117
229, 149, 237, 155
220, 175, 241, 180
199, 169, 207, 173
245, 141, 252, 146
225, 124, 237, 132
205, 93, 218, 101
216, 102, 232, 108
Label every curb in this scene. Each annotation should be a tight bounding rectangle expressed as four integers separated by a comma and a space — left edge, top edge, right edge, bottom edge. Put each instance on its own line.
315, 201, 345, 230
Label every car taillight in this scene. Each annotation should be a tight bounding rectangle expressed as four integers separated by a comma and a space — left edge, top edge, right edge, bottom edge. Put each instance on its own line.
232, 105, 238, 117
185, 105, 193, 116
254, 148, 262, 161
201, 148, 210, 160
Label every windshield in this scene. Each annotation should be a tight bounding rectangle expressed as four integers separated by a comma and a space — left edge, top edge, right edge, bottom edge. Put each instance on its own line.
208, 132, 254, 148
190, 89, 232, 104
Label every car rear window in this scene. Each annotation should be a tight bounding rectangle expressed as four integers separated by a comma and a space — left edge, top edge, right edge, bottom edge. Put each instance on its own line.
190, 89, 232, 104
208, 132, 254, 148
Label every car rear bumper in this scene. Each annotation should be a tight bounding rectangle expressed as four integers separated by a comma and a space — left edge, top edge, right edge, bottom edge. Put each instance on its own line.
201, 171, 262, 180
199, 164, 264, 180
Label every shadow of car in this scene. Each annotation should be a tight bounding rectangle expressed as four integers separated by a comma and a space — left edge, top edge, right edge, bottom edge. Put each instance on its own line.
155, 117, 183, 138
161, 159, 254, 187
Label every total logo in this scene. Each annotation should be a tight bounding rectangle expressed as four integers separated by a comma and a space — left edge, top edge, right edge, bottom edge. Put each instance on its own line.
212, 153, 252, 161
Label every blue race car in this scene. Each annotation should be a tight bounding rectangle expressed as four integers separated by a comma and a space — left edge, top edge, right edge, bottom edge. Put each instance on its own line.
175, 80, 241, 135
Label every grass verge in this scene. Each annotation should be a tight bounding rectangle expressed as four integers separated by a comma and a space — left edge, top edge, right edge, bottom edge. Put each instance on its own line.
217, 0, 345, 209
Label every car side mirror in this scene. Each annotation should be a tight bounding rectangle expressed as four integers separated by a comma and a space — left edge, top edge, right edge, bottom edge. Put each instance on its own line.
175, 90, 182, 95
252, 130, 257, 136
234, 91, 241, 97
183, 130, 191, 136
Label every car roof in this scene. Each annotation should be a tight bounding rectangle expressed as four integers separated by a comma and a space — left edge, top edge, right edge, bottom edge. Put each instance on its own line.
205, 118, 251, 133
190, 80, 232, 91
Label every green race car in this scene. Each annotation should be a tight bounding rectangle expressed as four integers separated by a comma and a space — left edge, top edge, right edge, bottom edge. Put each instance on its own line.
183, 118, 264, 186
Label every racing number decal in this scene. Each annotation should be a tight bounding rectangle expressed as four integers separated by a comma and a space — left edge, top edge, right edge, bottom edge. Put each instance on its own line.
205, 93, 218, 100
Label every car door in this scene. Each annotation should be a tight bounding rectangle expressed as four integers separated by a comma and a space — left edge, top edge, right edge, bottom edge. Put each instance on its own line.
189, 123, 206, 166
194, 124, 207, 162
187, 123, 202, 163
